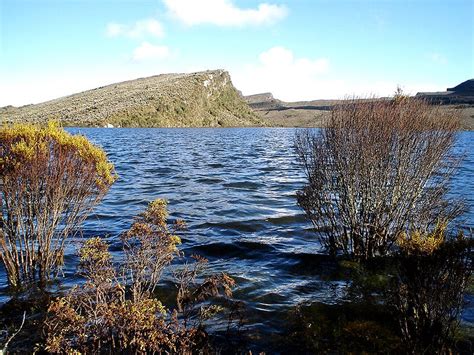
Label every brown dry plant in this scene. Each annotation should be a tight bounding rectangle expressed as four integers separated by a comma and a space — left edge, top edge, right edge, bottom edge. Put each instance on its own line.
121, 199, 184, 302
391, 224, 472, 353
44, 199, 235, 354
295, 96, 463, 259
0, 122, 116, 289
174, 254, 235, 329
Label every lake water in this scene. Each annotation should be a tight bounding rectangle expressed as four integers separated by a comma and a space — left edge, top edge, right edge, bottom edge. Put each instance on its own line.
1, 128, 473, 348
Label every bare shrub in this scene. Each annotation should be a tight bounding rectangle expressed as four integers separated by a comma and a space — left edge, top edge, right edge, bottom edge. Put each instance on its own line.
175, 255, 235, 329
391, 223, 473, 353
44, 199, 235, 353
0, 122, 116, 289
296, 96, 463, 259
121, 199, 184, 302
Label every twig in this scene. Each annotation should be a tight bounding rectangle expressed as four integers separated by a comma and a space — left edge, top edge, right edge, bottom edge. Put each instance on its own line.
2, 311, 26, 352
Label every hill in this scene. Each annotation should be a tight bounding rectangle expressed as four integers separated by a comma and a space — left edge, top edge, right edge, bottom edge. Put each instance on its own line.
246, 88, 474, 130
244, 93, 344, 127
416, 79, 474, 105
0, 70, 263, 128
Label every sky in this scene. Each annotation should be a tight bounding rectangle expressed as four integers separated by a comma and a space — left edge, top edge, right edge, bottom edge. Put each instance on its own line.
0, 0, 472, 106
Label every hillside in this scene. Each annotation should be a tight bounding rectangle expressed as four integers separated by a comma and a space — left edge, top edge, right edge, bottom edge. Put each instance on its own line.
0, 70, 263, 128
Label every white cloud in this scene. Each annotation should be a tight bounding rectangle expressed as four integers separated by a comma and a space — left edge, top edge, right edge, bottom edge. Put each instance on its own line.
258, 46, 329, 74
231, 46, 333, 101
132, 42, 171, 61
163, 0, 287, 27
106, 18, 164, 38
231, 47, 444, 101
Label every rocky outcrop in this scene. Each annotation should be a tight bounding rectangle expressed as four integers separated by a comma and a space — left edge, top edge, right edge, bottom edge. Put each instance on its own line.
0, 70, 263, 127
416, 79, 474, 104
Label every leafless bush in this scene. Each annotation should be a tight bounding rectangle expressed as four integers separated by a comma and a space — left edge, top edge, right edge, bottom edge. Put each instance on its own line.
0, 123, 116, 289
296, 96, 463, 259
175, 255, 235, 329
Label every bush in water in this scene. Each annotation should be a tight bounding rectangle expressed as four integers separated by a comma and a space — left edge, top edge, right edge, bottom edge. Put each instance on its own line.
391, 223, 473, 353
295, 95, 463, 259
44, 199, 235, 353
0, 122, 116, 289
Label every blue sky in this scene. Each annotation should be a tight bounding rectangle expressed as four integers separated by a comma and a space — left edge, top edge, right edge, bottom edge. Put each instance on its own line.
0, 0, 472, 106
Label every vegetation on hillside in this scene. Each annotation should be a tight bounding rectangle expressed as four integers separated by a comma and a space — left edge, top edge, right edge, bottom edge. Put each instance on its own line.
246, 92, 474, 129
0, 70, 262, 128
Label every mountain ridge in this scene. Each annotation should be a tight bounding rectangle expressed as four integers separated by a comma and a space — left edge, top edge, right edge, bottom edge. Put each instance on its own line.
0, 70, 263, 128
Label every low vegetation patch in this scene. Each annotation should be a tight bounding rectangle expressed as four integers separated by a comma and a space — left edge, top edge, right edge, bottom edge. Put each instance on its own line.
44, 199, 235, 353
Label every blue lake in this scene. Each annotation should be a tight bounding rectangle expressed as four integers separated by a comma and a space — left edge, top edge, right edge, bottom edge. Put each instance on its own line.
1, 128, 472, 345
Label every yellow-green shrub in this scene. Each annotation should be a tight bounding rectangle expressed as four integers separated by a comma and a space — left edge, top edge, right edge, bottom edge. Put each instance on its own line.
396, 221, 448, 255
0, 122, 116, 288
